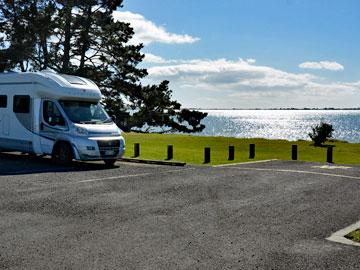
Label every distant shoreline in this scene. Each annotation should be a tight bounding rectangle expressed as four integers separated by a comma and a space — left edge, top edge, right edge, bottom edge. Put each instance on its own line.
189, 108, 360, 111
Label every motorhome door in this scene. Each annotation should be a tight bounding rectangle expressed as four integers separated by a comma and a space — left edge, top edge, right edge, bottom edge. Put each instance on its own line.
0, 95, 9, 151
2, 115, 9, 136
39, 100, 67, 154
0, 95, 9, 136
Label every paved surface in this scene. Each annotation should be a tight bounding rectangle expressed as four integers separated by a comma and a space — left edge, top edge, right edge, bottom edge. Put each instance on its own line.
0, 153, 360, 269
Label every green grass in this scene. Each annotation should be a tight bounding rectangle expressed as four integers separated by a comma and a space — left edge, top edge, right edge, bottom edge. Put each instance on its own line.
345, 229, 360, 243
122, 133, 360, 165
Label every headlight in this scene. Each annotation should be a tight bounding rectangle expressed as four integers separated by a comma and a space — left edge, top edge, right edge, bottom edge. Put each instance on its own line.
75, 126, 88, 136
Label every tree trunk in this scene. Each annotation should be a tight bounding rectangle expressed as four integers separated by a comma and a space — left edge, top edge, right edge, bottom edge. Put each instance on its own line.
41, 34, 49, 69
61, 3, 72, 73
79, 6, 92, 73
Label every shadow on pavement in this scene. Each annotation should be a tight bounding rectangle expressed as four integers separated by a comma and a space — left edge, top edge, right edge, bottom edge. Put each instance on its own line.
0, 152, 119, 176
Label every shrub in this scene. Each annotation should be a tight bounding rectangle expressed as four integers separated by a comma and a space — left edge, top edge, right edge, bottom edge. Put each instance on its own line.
308, 122, 334, 146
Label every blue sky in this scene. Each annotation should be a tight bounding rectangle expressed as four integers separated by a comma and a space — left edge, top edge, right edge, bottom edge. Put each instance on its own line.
115, 0, 360, 108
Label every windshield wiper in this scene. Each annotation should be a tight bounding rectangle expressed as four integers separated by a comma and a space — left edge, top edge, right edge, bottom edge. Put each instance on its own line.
79, 120, 101, 124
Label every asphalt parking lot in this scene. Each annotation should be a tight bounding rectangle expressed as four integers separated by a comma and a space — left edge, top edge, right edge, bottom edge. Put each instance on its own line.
0, 153, 360, 270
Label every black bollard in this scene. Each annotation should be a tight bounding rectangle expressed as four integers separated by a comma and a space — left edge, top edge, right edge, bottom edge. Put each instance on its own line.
327, 146, 333, 163
204, 147, 211, 164
249, 144, 255, 159
167, 145, 173, 160
228, 145, 235, 161
292, 145, 298, 160
134, 143, 140, 157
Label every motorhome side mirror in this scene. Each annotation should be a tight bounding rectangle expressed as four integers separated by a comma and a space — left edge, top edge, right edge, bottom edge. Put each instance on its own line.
111, 115, 117, 122
48, 117, 56, 126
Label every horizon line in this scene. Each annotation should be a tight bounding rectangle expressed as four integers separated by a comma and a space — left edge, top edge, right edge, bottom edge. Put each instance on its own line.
186, 107, 360, 110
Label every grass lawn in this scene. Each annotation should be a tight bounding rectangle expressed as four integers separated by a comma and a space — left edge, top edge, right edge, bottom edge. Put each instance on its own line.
346, 229, 360, 243
122, 133, 360, 165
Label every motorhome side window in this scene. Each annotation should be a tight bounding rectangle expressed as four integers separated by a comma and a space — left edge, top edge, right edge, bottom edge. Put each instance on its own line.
13, 95, 30, 113
43, 101, 65, 126
0, 95, 7, 108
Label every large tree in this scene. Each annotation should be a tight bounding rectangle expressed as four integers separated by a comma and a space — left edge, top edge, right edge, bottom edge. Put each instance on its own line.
0, 0, 38, 71
0, 0, 207, 133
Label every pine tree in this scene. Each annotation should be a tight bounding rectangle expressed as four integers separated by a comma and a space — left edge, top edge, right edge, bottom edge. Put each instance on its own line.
0, 0, 207, 133
0, 0, 37, 71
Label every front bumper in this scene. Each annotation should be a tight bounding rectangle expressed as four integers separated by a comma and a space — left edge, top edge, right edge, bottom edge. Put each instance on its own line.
71, 136, 125, 161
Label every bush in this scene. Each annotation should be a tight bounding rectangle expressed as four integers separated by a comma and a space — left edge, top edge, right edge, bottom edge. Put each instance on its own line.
308, 122, 334, 146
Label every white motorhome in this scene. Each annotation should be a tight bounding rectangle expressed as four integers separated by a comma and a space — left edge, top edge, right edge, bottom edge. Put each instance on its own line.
0, 71, 125, 166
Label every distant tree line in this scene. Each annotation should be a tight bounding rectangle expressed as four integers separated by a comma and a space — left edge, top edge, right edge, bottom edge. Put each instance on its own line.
0, 0, 207, 133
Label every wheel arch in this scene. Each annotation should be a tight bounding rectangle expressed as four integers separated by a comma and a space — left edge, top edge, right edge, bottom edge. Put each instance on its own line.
52, 140, 74, 158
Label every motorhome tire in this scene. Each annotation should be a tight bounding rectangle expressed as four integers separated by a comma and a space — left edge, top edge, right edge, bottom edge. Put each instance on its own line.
104, 159, 117, 167
52, 142, 73, 165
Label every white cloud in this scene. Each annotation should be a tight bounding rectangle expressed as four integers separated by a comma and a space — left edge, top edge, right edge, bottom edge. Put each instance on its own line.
246, 58, 256, 64
113, 11, 200, 45
144, 53, 168, 64
144, 57, 360, 108
299, 61, 344, 71
148, 58, 316, 90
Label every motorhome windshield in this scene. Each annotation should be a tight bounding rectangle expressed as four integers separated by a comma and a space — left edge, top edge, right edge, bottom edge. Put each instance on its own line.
59, 100, 111, 124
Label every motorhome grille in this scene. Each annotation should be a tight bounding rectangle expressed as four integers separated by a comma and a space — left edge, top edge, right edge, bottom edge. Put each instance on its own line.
97, 140, 120, 157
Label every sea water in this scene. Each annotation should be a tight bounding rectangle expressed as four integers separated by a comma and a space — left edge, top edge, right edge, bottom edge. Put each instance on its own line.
197, 110, 360, 143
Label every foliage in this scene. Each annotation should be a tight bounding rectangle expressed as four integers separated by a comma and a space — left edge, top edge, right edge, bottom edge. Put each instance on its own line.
0, 0, 207, 133
308, 122, 334, 146
345, 228, 360, 243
